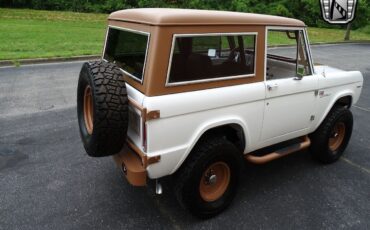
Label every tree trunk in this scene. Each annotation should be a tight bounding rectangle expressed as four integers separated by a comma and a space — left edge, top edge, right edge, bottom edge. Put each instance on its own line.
344, 23, 352, 41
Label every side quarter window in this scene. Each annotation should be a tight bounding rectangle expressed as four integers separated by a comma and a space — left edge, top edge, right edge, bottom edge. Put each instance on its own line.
167, 33, 257, 85
266, 29, 311, 81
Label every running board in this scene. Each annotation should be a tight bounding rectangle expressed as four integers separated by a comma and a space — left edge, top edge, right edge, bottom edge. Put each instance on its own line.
245, 136, 311, 164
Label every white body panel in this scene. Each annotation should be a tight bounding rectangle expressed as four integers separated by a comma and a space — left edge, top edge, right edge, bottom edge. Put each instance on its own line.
311, 66, 363, 131
144, 82, 266, 178
124, 64, 363, 179
261, 75, 318, 142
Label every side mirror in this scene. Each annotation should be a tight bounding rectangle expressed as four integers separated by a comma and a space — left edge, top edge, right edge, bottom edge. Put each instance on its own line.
294, 75, 303, 80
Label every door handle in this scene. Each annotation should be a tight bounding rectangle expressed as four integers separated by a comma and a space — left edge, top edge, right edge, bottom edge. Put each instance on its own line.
267, 84, 278, 91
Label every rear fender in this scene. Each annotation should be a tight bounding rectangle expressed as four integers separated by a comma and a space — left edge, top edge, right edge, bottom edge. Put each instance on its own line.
170, 117, 249, 174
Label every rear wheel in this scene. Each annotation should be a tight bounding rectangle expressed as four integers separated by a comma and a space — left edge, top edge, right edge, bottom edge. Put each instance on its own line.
199, 162, 231, 202
174, 135, 242, 218
77, 61, 129, 157
310, 106, 353, 163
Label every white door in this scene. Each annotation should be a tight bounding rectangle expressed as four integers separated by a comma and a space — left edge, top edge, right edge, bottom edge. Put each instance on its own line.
261, 28, 317, 142
261, 76, 318, 140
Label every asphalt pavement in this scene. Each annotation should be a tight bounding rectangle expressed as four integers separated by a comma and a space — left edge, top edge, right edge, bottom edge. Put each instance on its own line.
0, 43, 369, 229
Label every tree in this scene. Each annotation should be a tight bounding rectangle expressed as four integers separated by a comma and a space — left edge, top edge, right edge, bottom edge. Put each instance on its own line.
344, 23, 352, 41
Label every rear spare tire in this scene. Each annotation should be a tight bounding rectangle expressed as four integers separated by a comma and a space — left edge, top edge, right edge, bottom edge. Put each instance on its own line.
77, 61, 128, 157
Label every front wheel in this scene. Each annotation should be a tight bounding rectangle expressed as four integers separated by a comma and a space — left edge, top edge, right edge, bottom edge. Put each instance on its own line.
174, 135, 242, 218
310, 106, 353, 164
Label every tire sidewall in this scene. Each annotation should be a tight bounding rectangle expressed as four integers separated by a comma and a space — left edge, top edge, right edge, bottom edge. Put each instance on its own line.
325, 110, 353, 160
77, 63, 94, 147
77, 61, 128, 157
183, 142, 241, 217
311, 107, 353, 163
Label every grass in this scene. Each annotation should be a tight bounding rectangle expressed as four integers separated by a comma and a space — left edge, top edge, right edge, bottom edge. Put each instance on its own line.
0, 8, 369, 61
269, 28, 370, 46
307, 27, 370, 43
0, 8, 107, 60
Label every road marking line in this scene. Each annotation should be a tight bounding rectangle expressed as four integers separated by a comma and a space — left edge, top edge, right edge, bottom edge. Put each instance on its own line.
353, 105, 370, 112
341, 157, 370, 174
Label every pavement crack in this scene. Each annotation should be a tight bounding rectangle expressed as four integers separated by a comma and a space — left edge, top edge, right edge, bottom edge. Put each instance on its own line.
341, 157, 370, 174
154, 198, 182, 230
148, 191, 182, 230
353, 105, 370, 113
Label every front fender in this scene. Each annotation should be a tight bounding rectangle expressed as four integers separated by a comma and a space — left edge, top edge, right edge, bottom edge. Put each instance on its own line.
312, 69, 363, 133
313, 90, 354, 132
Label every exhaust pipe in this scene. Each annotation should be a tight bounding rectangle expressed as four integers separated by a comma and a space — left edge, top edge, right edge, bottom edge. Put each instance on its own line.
155, 179, 162, 195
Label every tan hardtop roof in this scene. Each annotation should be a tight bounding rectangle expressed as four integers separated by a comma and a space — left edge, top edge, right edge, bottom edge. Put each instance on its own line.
109, 8, 305, 27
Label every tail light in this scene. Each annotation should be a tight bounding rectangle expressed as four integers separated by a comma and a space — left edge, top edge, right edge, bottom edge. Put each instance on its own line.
128, 104, 147, 152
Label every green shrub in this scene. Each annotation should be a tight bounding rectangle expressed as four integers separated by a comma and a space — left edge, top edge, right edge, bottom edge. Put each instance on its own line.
1, 0, 369, 28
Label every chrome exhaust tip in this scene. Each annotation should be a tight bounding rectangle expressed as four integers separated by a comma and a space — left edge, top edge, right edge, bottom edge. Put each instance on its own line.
155, 179, 162, 195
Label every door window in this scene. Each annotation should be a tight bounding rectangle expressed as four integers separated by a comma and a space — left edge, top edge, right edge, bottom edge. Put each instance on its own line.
266, 30, 311, 80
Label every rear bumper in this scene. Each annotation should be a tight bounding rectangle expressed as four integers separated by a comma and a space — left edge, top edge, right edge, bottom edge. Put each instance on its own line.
113, 139, 160, 186
113, 146, 146, 186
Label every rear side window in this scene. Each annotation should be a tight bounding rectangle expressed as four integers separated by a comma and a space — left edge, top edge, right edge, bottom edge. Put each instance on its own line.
167, 33, 256, 85
103, 27, 149, 82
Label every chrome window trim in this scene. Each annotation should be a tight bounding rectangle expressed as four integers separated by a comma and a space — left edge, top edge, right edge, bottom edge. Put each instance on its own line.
265, 26, 314, 81
165, 32, 258, 87
102, 25, 150, 84
303, 28, 315, 74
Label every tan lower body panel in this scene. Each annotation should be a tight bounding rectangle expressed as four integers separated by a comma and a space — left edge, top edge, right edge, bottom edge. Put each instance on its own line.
113, 146, 147, 186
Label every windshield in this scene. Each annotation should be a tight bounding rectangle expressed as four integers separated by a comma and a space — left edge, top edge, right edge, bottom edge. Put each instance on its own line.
103, 27, 149, 82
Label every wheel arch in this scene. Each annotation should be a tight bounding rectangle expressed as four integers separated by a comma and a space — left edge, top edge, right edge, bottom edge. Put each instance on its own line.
334, 95, 352, 108
170, 118, 249, 174
314, 92, 353, 132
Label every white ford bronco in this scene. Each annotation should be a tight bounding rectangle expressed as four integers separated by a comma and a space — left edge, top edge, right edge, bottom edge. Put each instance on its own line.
77, 8, 364, 218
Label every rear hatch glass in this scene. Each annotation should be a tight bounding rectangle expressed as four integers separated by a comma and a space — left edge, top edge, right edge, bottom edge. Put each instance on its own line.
103, 27, 149, 82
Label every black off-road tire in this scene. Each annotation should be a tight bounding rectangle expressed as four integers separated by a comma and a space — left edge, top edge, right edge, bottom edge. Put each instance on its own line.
77, 61, 128, 157
174, 135, 243, 219
310, 106, 353, 164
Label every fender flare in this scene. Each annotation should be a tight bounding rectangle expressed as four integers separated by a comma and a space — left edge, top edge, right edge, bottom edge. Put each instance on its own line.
170, 117, 250, 174
314, 90, 354, 131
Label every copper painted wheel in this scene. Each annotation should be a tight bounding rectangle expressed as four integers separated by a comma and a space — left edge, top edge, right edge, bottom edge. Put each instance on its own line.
83, 85, 94, 135
199, 162, 231, 202
329, 122, 346, 151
